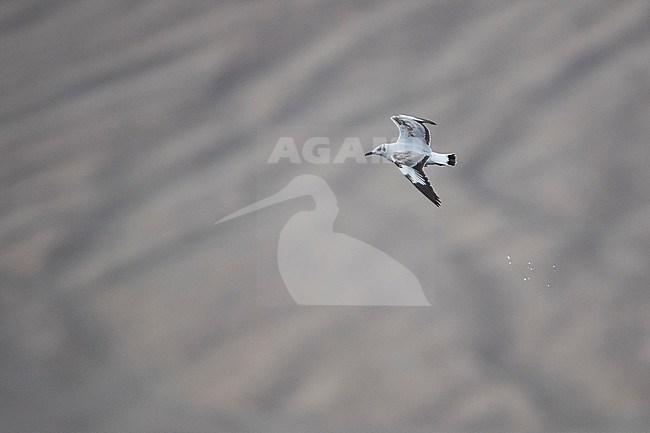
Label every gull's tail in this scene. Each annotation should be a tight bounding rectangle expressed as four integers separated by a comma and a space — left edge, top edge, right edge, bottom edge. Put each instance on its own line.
427, 152, 456, 166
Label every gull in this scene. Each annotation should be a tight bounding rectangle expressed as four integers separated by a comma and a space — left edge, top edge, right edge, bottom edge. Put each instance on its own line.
365, 114, 456, 207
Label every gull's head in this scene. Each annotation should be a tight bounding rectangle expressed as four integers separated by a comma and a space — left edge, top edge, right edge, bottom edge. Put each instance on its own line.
365, 143, 388, 158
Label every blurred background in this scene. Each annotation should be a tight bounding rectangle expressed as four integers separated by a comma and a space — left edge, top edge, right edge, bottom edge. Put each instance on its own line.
1, 1, 649, 432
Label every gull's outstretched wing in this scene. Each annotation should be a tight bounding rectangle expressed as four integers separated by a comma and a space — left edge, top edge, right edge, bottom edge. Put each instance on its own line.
396, 156, 441, 207
391, 114, 436, 149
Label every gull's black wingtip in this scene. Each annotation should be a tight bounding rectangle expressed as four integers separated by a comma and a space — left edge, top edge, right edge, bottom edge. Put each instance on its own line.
395, 114, 436, 125
413, 181, 442, 207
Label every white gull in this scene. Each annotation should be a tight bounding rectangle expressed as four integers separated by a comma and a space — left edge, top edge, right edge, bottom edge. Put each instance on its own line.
365, 114, 456, 207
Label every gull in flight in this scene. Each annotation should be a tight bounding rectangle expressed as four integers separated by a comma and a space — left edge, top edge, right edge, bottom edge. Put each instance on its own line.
365, 114, 456, 207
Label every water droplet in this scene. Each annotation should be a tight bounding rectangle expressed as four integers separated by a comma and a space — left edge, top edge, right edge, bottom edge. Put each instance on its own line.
547, 284, 551, 288
552, 265, 557, 271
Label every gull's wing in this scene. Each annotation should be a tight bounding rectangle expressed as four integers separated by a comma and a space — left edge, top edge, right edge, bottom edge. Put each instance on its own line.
391, 114, 436, 148
396, 156, 441, 207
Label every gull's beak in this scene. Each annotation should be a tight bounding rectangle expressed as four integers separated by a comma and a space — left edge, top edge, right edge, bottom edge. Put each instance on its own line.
364, 151, 374, 156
